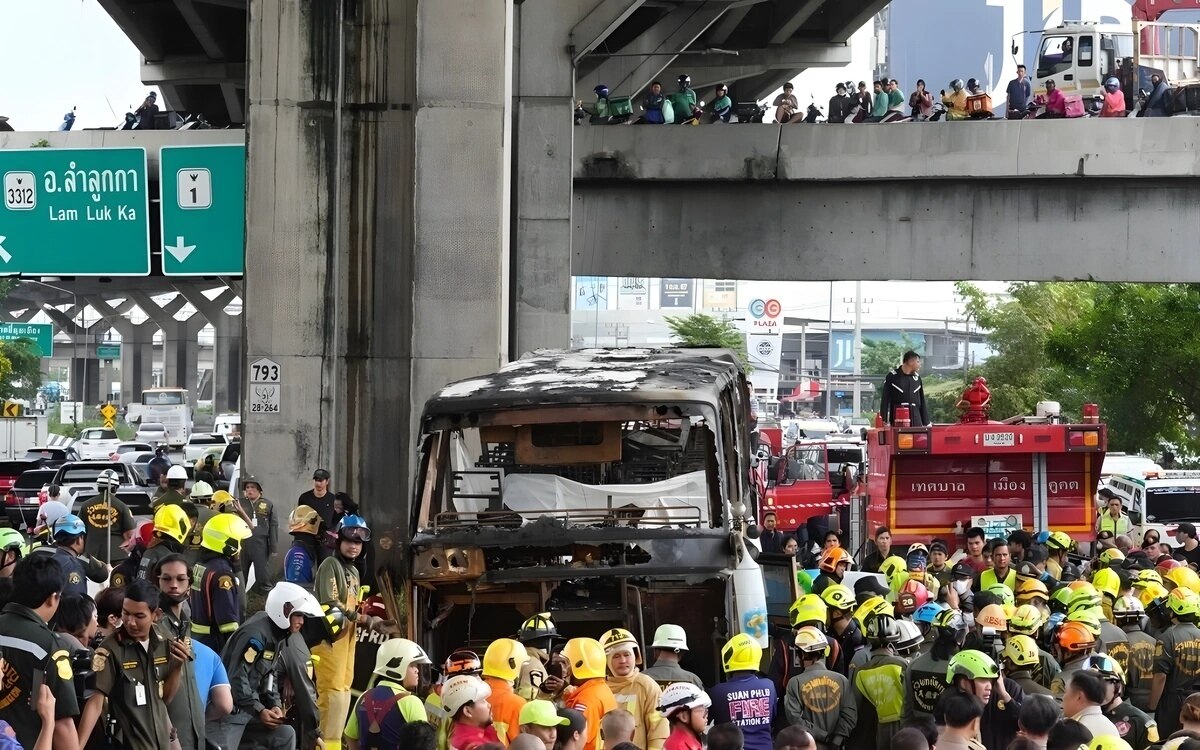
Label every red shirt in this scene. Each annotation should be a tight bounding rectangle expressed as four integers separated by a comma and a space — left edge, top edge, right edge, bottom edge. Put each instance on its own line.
665, 726, 703, 750
449, 723, 500, 750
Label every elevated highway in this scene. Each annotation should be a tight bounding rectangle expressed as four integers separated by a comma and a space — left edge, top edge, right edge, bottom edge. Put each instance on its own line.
572, 119, 1200, 282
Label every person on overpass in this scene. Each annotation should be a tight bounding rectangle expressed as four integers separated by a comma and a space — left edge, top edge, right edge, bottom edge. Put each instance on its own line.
879, 351, 931, 426
1006, 64, 1032, 119
829, 83, 853, 123
854, 81, 872, 114
867, 80, 889, 122
676, 75, 702, 121
908, 80, 933, 121
886, 79, 906, 117
941, 79, 969, 121
1101, 77, 1127, 118
708, 84, 732, 123
773, 82, 800, 123
1145, 74, 1172, 117
640, 81, 668, 124
1037, 79, 1067, 119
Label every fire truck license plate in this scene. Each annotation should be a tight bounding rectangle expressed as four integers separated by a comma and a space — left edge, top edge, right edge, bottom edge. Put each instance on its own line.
983, 432, 1015, 447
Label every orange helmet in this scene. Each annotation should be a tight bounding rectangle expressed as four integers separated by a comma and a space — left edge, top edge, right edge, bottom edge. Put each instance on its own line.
1054, 621, 1097, 655
444, 649, 482, 677
819, 547, 854, 575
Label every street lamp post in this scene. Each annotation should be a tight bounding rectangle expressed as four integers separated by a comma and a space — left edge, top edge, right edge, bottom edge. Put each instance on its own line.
26, 280, 81, 419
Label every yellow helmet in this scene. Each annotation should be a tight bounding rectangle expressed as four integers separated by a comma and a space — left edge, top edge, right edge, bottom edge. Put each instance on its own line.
1087, 736, 1132, 750
1168, 587, 1200, 618
1009, 604, 1044, 636
1091, 568, 1122, 601
599, 627, 641, 664
1046, 531, 1073, 552
1138, 581, 1170, 608
987, 584, 1015, 608
153, 504, 192, 544
721, 633, 762, 674
1099, 548, 1125, 567
1001, 634, 1040, 668
1165, 566, 1200, 595
880, 556, 908, 589
562, 638, 606, 680
821, 584, 856, 612
789, 594, 828, 628
200, 512, 252, 556
1134, 569, 1163, 589
1015, 578, 1049, 603
1067, 609, 1103, 637
211, 489, 235, 511
482, 638, 529, 682
793, 626, 830, 656
288, 505, 321, 535
853, 596, 895, 629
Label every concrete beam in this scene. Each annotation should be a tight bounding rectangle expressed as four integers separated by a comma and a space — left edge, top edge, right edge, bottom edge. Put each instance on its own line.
827, 0, 890, 44
97, 0, 165, 61
173, 0, 226, 59
221, 83, 245, 123
769, 0, 825, 45
704, 3, 751, 45
570, 0, 647, 63
663, 41, 852, 87
141, 59, 247, 86
577, 1, 730, 96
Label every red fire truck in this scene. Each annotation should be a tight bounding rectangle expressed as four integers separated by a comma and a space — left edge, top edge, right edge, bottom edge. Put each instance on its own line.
756, 430, 865, 535
862, 382, 1107, 548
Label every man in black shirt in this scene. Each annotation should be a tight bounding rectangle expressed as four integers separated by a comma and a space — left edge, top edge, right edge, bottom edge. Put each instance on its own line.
880, 350, 931, 426
1175, 522, 1200, 569
298, 469, 334, 530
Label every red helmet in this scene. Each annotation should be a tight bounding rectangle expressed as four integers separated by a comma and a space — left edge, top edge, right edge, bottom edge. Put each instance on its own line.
138, 521, 155, 547
820, 547, 854, 575
896, 579, 930, 615
1158, 558, 1184, 574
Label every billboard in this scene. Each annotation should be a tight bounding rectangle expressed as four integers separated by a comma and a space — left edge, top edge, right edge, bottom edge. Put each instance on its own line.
617, 277, 650, 310
745, 298, 783, 394
660, 278, 695, 309
831, 331, 926, 372
574, 276, 609, 311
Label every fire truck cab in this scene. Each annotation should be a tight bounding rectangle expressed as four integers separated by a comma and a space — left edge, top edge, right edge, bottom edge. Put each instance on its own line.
861, 394, 1106, 549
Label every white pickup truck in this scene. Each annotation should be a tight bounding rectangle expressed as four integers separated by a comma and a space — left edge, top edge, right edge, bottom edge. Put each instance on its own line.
51, 460, 155, 516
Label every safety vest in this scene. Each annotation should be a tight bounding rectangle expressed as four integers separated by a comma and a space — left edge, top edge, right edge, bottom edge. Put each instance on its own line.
1097, 513, 1133, 536
980, 567, 1017, 592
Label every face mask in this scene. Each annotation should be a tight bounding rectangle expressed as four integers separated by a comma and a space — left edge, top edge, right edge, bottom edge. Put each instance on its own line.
161, 590, 189, 606
954, 579, 972, 595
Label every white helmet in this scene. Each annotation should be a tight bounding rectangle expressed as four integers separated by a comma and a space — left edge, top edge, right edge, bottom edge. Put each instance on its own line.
96, 469, 120, 491
37, 501, 69, 529
442, 674, 491, 715
651, 624, 689, 652
190, 481, 214, 499
659, 682, 711, 718
895, 618, 924, 656
265, 582, 322, 629
374, 638, 432, 682
166, 465, 188, 481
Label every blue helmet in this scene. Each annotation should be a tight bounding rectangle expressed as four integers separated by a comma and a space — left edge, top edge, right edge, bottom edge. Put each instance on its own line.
53, 514, 86, 539
1033, 530, 1051, 545
914, 601, 948, 626
594, 84, 610, 99
1104, 77, 1121, 92
336, 514, 371, 542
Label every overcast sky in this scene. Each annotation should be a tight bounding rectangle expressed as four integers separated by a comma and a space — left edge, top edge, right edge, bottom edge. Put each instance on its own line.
1, 0, 159, 131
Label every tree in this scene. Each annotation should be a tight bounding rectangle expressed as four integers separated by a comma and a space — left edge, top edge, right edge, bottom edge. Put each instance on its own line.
860, 335, 922, 377
664, 313, 750, 368
0, 339, 42, 400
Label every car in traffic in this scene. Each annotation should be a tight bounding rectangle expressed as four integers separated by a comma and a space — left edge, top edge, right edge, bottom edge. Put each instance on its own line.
4, 468, 58, 530
134, 422, 171, 448
118, 450, 156, 482
110, 441, 153, 459
51, 461, 154, 515
213, 413, 241, 439
0, 460, 40, 502
215, 440, 241, 491
22, 446, 82, 467
183, 433, 227, 463
78, 428, 122, 460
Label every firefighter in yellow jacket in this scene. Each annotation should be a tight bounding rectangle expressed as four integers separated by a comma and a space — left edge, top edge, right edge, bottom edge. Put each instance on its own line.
600, 627, 669, 750
314, 514, 369, 748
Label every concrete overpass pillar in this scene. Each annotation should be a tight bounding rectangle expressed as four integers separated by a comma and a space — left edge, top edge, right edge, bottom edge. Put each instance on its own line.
120, 324, 156, 407
210, 313, 241, 415
246, 1, 511, 531
511, 0, 579, 354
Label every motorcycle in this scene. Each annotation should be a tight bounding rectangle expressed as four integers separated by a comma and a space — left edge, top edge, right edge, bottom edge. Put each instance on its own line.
177, 112, 211, 130
926, 102, 948, 121
733, 100, 767, 123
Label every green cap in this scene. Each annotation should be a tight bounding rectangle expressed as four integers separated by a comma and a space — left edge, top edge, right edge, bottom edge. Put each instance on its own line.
519, 700, 570, 728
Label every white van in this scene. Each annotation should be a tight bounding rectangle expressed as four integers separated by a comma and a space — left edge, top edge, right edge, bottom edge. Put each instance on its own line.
1102, 471, 1200, 547
213, 413, 241, 439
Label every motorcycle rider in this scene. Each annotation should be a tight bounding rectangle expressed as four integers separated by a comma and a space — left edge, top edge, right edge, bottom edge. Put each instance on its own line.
708, 83, 732, 123
1145, 73, 1172, 117
828, 82, 853, 124
1101, 77, 1127, 117
941, 79, 969, 121
676, 74, 702, 121
1038, 79, 1068, 119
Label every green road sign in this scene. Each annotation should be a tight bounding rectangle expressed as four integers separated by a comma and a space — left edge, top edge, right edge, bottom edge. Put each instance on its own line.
159, 144, 245, 276
0, 322, 53, 357
0, 147, 150, 275
96, 343, 121, 360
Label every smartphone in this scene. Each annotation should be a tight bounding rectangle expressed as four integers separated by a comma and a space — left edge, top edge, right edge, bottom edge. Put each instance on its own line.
29, 668, 44, 710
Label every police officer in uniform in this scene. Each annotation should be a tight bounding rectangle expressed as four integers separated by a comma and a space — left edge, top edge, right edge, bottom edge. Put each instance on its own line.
1085, 653, 1159, 750
784, 626, 856, 748
155, 553, 208, 750
0, 554, 81, 749
239, 476, 278, 594
190, 512, 252, 653
35, 514, 109, 597
77, 579, 189, 749
79, 469, 135, 566
210, 583, 319, 750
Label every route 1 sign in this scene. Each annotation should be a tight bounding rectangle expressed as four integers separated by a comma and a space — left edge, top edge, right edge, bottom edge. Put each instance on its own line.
248, 357, 281, 415
0, 148, 150, 275
159, 144, 245, 276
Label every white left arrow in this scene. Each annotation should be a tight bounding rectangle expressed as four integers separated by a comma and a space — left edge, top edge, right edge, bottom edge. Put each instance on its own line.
0, 236, 10, 264
164, 235, 196, 263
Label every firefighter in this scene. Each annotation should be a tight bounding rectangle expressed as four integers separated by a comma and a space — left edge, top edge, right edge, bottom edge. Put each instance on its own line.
813, 547, 853, 595
314, 513, 370, 748
426, 650, 483, 748
822, 584, 863, 677
1001, 635, 1052, 697
210, 582, 319, 749
284, 505, 324, 588
1046, 531, 1080, 582
185, 481, 216, 563
938, 649, 1023, 750
281, 600, 347, 749
783, 626, 856, 747
709, 633, 775, 750
1050, 621, 1099, 696
599, 627, 668, 750
849, 613, 908, 748
1149, 587, 1200, 736
37, 514, 108, 596
561, 638, 616, 750
344, 638, 431, 750
1085, 653, 1159, 749
1008, 604, 1060, 689
515, 613, 561, 701
658, 682, 711, 750
138, 504, 192, 581
642, 624, 704, 689
189, 511, 252, 652
0, 527, 24, 577
905, 608, 967, 720
482, 638, 529, 744
239, 475, 278, 594
78, 468, 135, 566
1113, 593, 1156, 712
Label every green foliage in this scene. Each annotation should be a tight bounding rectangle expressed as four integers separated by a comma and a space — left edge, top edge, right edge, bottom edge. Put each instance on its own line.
860, 335, 922, 377
48, 414, 135, 441
664, 313, 750, 369
0, 339, 42, 400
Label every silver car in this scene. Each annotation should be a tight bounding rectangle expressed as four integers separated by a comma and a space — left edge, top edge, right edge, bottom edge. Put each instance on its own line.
135, 422, 171, 448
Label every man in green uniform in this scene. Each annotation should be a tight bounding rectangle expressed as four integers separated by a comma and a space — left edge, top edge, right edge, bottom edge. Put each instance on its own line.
0, 554, 80, 749
784, 626, 855, 748
1149, 587, 1200, 736
153, 465, 189, 510
154, 553, 207, 750
850, 613, 909, 748
78, 579, 188, 749
1001, 636, 1052, 697
1114, 593, 1157, 712
239, 476, 278, 594
79, 469, 135, 566
1086, 653, 1159, 749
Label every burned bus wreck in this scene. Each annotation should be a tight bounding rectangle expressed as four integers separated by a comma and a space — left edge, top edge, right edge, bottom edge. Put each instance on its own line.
406, 348, 767, 684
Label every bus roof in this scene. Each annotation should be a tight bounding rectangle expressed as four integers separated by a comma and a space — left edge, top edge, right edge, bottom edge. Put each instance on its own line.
423, 347, 744, 422
142, 387, 188, 392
